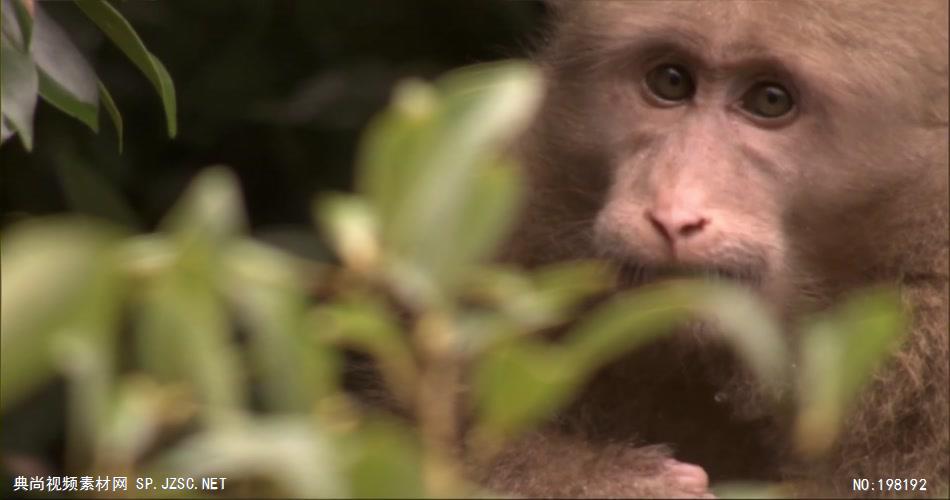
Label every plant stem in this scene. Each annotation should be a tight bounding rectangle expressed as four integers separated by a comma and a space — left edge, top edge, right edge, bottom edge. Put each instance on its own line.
415, 312, 463, 497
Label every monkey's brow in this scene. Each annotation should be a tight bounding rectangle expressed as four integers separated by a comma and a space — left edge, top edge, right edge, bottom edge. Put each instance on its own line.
716, 42, 792, 68
606, 27, 792, 71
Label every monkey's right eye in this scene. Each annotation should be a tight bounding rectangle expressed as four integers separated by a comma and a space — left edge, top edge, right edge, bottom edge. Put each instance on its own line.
645, 64, 695, 102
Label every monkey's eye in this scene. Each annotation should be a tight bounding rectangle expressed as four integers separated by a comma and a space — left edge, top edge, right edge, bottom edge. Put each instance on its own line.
645, 64, 695, 102
741, 82, 794, 118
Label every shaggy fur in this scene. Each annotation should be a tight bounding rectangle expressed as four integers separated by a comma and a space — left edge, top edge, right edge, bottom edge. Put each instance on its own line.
490, 1, 949, 497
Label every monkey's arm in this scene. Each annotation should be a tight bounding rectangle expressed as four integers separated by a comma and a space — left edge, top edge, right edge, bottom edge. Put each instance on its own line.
473, 430, 713, 498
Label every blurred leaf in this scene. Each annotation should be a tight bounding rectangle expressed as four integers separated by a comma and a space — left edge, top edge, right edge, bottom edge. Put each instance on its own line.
117, 234, 175, 282
310, 297, 418, 407
33, 3, 99, 132
316, 193, 380, 274
692, 281, 789, 395
150, 417, 345, 497
388, 63, 539, 277
53, 249, 124, 470
567, 280, 788, 395
0, 0, 31, 51
53, 336, 112, 469
712, 481, 787, 499
341, 418, 426, 498
1, 116, 11, 143
135, 257, 246, 424
98, 377, 195, 468
563, 283, 694, 371
136, 168, 249, 423
472, 341, 579, 443
472, 279, 790, 464
459, 261, 612, 354
476, 261, 611, 328
426, 156, 522, 289
162, 167, 246, 243
0, 42, 37, 149
795, 288, 905, 457
12, 0, 32, 46
355, 61, 542, 303
357, 79, 437, 223
97, 81, 123, 150
74, 0, 177, 138
0, 218, 121, 409
224, 240, 339, 412
529, 260, 613, 309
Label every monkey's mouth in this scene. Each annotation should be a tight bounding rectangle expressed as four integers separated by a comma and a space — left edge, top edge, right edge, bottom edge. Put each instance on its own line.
615, 261, 762, 289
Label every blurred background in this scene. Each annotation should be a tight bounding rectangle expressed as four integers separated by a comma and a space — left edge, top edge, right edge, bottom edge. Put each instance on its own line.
1, 0, 546, 494
1, 0, 546, 235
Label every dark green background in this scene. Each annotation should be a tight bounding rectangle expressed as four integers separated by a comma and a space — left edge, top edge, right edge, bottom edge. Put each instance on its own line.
1, 0, 546, 234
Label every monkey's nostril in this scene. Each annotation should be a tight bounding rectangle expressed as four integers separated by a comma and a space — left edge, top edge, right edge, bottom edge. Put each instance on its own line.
646, 209, 708, 242
646, 210, 672, 242
678, 217, 708, 237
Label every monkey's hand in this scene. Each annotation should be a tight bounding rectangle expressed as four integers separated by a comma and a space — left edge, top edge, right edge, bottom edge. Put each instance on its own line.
474, 431, 715, 498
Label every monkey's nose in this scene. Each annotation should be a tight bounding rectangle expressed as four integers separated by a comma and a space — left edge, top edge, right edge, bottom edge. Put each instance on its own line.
646, 208, 709, 244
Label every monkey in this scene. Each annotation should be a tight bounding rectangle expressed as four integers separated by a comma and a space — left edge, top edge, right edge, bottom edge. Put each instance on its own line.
484, 1, 949, 497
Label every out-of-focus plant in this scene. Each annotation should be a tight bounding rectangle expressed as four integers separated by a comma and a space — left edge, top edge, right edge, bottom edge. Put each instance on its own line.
1, 0, 176, 151
1, 60, 905, 497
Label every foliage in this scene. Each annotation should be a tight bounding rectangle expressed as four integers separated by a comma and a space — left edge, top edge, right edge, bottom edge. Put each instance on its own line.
1, 0, 176, 152
0, 59, 906, 497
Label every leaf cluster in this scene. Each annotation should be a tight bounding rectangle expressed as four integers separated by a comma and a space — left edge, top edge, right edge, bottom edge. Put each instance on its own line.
1, 0, 176, 152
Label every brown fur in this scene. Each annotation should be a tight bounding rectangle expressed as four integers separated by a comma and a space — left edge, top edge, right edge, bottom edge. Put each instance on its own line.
490, 1, 949, 497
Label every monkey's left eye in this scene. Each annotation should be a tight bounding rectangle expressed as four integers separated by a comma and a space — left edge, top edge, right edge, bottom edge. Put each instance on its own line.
741, 82, 794, 118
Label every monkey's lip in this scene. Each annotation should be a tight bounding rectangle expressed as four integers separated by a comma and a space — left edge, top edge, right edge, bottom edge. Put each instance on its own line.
614, 261, 761, 288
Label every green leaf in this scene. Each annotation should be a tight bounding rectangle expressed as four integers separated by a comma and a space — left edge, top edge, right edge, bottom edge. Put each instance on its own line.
74, 0, 177, 138
691, 281, 789, 394
712, 482, 787, 499
530, 261, 614, 305
563, 283, 695, 372
309, 297, 418, 407
341, 418, 426, 498
33, 3, 99, 132
0, 218, 121, 409
98, 377, 193, 466
388, 63, 540, 257
38, 72, 97, 131
458, 261, 612, 354
1, 0, 32, 51
315, 193, 381, 274
795, 288, 905, 456
11, 0, 32, 48
566, 280, 788, 396
98, 81, 123, 150
355, 61, 542, 302
429, 157, 523, 290
0, 43, 38, 150
488, 261, 612, 327
357, 79, 437, 222
134, 246, 246, 423
1, 116, 11, 143
223, 240, 339, 412
473, 341, 580, 442
161, 167, 246, 243
150, 417, 346, 497
135, 169, 249, 423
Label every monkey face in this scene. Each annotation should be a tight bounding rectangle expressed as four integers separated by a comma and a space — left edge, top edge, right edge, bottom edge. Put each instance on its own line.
586, 5, 805, 303
535, 1, 950, 309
